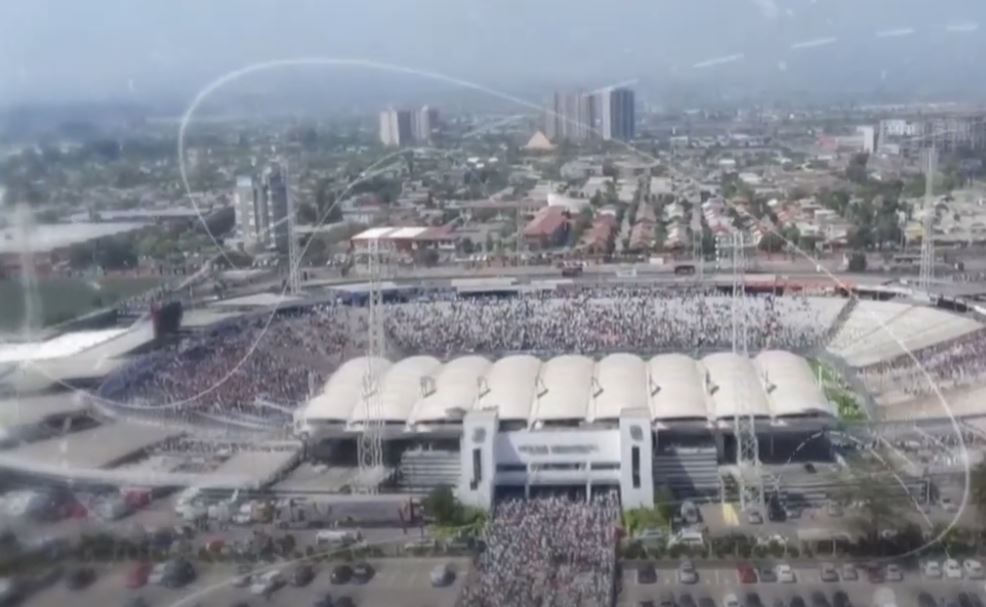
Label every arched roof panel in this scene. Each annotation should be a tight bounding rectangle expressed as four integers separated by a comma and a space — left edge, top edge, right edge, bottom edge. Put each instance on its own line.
647, 354, 711, 420
477, 355, 541, 421
350, 355, 441, 424
304, 356, 390, 422
592, 353, 648, 421
702, 352, 771, 418
755, 350, 834, 417
408, 355, 492, 423
530, 355, 594, 422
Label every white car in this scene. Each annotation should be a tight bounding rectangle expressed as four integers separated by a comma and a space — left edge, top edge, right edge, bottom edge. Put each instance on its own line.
885, 564, 904, 582
148, 563, 168, 586
776, 563, 796, 583
724, 593, 741, 607
965, 559, 985, 580
944, 559, 963, 580
922, 560, 942, 579
249, 570, 283, 596
940, 497, 957, 512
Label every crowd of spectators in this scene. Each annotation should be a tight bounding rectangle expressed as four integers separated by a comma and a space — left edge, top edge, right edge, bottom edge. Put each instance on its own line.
458, 492, 620, 607
857, 328, 986, 397
102, 288, 849, 421
100, 303, 363, 422
387, 289, 845, 356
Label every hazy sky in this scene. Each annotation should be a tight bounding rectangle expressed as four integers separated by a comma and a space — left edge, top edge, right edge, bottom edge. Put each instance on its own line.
2, 0, 984, 106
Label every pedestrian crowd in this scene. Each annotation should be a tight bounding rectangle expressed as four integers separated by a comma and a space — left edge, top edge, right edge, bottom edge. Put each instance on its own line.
100, 303, 363, 423
857, 328, 986, 397
458, 492, 620, 607
387, 288, 846, 356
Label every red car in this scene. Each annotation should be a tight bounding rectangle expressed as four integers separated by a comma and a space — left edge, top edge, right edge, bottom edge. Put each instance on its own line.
737, 563, 759, 584
125, 562, 152, 589
866, 564, 885, 584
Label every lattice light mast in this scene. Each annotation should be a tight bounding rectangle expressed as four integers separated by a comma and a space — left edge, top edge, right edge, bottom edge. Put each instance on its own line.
286, 163, 302, 296
356, 237, 387, 492
919, 145, 937, 292
726, 231, 764, 513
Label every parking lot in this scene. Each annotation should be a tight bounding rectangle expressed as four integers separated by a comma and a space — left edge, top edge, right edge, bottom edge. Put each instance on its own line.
618, 563, 986, 607
21, 557, 470, 607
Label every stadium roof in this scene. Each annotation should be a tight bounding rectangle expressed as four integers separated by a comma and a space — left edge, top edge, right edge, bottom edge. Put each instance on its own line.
0, 328, 129, 363
0, 222, 146, 255
302, 351, 834, 427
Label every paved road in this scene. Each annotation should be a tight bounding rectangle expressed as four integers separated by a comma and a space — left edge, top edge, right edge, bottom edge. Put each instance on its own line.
23, 557, 468, 607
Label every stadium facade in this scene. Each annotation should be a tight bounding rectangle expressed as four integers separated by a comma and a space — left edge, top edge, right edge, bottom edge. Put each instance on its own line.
296, 350, 836, 510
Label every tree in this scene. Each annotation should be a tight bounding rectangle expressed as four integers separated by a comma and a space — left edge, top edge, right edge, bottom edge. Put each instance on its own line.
460, 238, 475, 255
838, 461, 903, 552
758, 231, 786, 253
971, 459, 986, 516
847, 251, 867, 272
422, 487, 460, 525
846, 153, 870, 184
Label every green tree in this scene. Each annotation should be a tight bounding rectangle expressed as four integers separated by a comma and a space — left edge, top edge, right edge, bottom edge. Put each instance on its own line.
758, 231, 786, 253
422, 486, 461, 525
971, 459, 986, 516
846, 153, 870, 184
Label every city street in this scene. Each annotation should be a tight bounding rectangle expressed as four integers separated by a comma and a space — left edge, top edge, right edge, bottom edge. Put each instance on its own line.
23, 557, 469, 607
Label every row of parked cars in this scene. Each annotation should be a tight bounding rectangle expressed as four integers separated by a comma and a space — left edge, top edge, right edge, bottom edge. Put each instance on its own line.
638, 559, 986, 587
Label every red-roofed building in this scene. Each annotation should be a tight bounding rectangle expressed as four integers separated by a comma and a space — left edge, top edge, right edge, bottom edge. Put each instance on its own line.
581, 215, 618, 254
523, 207, 569, 250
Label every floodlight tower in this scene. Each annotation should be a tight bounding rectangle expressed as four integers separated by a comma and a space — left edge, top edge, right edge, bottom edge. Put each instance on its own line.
286, 168, 302, 296
356, 237, 387, 492
919, 145, 937, 292
727, 231, 764, 512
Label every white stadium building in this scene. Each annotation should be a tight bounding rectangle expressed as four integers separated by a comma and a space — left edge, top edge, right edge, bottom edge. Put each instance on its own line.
296, 350, 835, 510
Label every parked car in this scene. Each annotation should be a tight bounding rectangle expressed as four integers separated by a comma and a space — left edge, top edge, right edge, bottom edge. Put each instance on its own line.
352, 562, 374, 584
965, 559, 985, 580
833, 591, 852, 607
66, 567, 96, 590
637, 566, 657, 585
811, 592, 830, 607
737, 563, 758, 584
790, 596, 806, 607
923, 560, 942, 579
723, 594, 740, 607
819, 563, 838, 582
840, 564, 858, 581
678, 560, 698, 584
944, 559, 964, 580
776, 564, 796, 583
430, 563, 454, 587
125, 562, 152, 589
249, 570, 283, 596
885, 564, 904, 582
918, 594, 937, 607
746, 510, 763, 525
291, 564, 315, 587
330, 565, 353, 585
232, 564, 253, 588
158, 559, 195, 588
757, 567, 777, 583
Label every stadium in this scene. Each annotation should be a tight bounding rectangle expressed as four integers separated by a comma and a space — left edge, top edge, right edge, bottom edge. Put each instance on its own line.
4, 276, 970, 513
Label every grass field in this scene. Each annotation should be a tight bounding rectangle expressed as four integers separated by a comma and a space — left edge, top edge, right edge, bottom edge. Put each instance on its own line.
0, 276, 162, 333
810, 359, 867, 422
